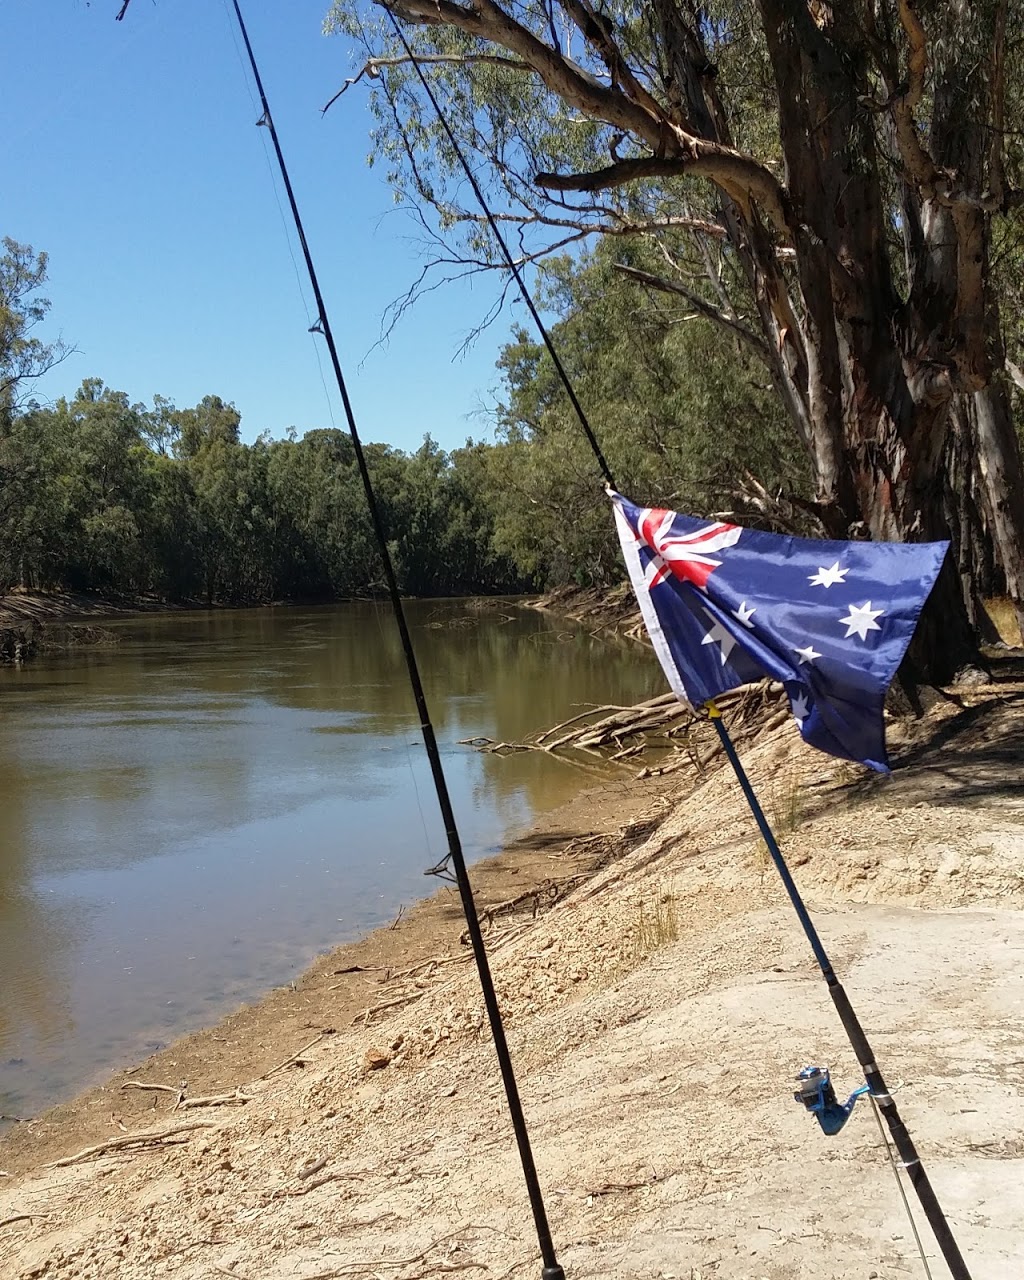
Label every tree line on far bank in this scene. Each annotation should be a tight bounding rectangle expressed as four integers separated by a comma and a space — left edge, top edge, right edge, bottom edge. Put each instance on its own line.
0, 237, 803, 607
0, 374, 523, 604
2, 226, 1020, 655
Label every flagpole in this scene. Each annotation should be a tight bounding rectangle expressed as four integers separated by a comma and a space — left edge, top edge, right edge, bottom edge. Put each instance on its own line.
706, 703, 972, 1280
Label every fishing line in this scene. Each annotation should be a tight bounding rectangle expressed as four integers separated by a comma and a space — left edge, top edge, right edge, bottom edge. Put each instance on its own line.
225, 6, 563, 1277
375, 10, 617, 493
868, 1094, 935, 1280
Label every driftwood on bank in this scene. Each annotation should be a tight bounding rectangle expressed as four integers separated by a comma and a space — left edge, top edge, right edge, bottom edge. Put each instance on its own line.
460, 681, 788, 779
0, 621, 118, 664
46, 1122, 214, 1168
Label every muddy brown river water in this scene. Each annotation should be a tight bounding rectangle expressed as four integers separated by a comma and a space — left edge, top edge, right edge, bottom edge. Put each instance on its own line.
0, 600, 660, 1118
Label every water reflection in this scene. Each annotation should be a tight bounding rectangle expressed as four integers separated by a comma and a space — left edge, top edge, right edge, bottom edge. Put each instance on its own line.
0, 601, 660, 1117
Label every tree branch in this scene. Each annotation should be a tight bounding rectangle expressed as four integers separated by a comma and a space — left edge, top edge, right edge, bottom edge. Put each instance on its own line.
555, 0, 664, 121
321, 53, 531, 115
380, 0, 790, 233
898, 0, 928, 110
381, 0, 667, 146
533, 151, 790, 235
990, 0, 1009, 211
534, 156, 683, 191
614, 263, 771, 361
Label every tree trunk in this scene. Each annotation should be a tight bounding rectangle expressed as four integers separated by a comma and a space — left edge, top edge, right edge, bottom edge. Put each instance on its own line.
946, 397, 1000, 642
972, 377, 1024, 641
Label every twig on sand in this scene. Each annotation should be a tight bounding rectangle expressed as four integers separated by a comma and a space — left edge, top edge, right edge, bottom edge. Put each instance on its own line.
47, 1122, 214, 1168
120, 1080, 186, 1106
258, 1029, 335, 1081
177, 1089, 253, 1110
263, 1171, 377, 1201
1, 1214, 50, 1231
356, 991, 424, 1026
120, 1080, 251, 1110
387, 954, 472, 982
297, 1227, 488, 1279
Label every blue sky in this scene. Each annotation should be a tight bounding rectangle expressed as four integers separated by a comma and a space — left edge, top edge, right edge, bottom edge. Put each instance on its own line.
3, 1, 516, 451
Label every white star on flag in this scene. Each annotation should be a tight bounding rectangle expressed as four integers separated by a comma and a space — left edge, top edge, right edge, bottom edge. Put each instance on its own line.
809, 561, 848, 588
794, 644, 821, 664
840, 601, 884, 641
790, 691, 810, 722
701, 612, 737, 664
732, 601, 756, 629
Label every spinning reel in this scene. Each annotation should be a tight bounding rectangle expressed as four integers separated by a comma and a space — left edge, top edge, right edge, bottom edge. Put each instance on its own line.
793, 1065, 870, 1136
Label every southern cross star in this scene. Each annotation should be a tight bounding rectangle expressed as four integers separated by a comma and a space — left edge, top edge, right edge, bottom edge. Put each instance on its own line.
840, 601, 884, 641
809, 561, 848, 588
701, 613, 737, 664
790, 691, 810, 721
794, 644, 821, 664
732, 601, 756, 629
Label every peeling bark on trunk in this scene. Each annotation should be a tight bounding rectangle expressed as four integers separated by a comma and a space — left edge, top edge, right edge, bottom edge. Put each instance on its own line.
973, 378, 1024, 640
945, 398, 999, 641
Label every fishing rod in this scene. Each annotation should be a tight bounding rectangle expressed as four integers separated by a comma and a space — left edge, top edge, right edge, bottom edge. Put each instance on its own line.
225, 5, 564, 1278
354, 20, 972, 1277
707, 704, 970, 1280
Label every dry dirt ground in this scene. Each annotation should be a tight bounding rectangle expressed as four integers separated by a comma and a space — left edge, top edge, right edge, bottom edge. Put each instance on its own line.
2, 676, 1024, 1280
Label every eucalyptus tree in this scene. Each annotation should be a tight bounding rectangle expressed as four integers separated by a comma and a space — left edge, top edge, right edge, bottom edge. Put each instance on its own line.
0, 238, 69, 426
327, 0, 1024, 672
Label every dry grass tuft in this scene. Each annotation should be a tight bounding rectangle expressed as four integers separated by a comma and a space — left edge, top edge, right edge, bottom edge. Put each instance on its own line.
984, 597, 1022, 647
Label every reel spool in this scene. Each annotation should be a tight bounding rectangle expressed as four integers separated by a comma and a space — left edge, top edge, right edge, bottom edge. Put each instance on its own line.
794, 1065, 869, 1136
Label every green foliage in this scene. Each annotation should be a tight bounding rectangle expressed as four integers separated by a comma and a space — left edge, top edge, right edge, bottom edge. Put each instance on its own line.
0, 238, 69, 426
483, 242, 805, 586
0, 383, 526, 603
0, 224, 810, 606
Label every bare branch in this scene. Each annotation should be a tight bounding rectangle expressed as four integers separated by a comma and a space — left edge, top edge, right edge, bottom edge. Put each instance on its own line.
1005, 359, 1024, 394
555, 0, 665, 121
990, 0, 1009, 211
614, 263, 771, 361
322, 53, 531, 115
537, 152, 790, 235
379, 0, 791, 233
381, 0, 668, 147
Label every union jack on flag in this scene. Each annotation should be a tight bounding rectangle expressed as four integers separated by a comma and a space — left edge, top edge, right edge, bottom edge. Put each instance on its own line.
610, 490, 949, 772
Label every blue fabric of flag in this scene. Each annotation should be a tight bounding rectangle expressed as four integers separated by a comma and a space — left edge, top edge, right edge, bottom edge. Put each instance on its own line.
609, 490, 948, 772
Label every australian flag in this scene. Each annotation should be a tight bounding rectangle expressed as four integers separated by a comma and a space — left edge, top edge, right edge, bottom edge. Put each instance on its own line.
610, 490, 949, 772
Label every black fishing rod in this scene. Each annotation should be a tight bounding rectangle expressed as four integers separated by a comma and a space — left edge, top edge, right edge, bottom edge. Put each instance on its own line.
707, 703, 970, 1280
225, 5, 564, 1278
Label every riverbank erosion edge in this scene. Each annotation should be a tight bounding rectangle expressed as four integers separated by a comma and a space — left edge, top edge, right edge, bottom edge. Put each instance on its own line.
2, 681, 1024, 1278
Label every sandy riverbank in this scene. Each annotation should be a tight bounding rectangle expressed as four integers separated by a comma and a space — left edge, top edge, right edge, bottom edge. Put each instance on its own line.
2, 668, 1024, 1279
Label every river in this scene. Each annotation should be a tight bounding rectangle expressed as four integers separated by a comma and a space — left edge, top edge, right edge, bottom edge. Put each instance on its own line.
0, 600, 661, 1120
